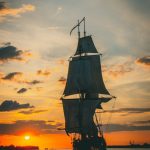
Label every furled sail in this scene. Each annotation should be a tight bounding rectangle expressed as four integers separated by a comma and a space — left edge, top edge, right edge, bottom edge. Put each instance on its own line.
75, 36, 98, 55
62, 99, 99, 135
63, 55, 110, 96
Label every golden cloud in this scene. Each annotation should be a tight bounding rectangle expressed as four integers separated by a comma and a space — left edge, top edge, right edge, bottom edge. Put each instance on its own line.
0, 72, 4, 83
103, 63, 133, 78
0, 4, 35, 17
0, 71, 4, 77
37, 69, 51, 76
58, 59, 65, 65
0, 2, 35, 22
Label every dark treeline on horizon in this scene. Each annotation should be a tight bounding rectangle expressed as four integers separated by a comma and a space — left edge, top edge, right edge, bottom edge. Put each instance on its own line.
1, 143, 150, 149
0, 145, 39, 150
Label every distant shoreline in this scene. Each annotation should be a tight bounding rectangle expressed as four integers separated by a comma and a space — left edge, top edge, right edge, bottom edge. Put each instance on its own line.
107, 144, 150, 148
1, 144, 150, 149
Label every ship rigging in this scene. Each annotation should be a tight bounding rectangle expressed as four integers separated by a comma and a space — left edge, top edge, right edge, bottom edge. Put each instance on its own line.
61, 17, 116, 150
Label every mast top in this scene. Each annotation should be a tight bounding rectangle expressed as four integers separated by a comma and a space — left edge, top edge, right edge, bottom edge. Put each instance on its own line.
70, 17, 86, 38
74, 35, 98, 55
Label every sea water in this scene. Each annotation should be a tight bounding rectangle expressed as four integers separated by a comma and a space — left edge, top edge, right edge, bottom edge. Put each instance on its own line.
107, 148, 150, 150
56, 148, 150, 150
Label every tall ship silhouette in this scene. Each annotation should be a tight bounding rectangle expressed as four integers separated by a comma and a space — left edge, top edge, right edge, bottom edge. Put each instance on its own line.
61, 17, 115, 150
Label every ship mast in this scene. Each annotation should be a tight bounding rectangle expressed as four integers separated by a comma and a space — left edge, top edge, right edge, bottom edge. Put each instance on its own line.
62, 18, 114, 150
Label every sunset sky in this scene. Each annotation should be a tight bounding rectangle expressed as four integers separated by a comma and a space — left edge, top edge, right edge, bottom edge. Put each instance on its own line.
0, 0, 150, 149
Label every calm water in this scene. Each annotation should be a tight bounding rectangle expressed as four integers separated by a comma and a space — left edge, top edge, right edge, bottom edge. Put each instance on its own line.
108, 149, 149, 150
56, 149, 149, 150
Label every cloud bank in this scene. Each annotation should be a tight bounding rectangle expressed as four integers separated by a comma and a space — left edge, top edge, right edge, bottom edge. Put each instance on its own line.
1, 72, 42, 85
19, 109, 47, 115
0, 100, 34, 111
0, 120, 63, 135
103, 123, 150, 133
0, 1, 35, 22
0, 43, 31, 64
0, 120, 149, 135
103, 107, 150, 114
37, 69, 51, 76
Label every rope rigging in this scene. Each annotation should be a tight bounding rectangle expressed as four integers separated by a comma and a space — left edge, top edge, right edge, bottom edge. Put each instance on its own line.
94, 96, 117, 135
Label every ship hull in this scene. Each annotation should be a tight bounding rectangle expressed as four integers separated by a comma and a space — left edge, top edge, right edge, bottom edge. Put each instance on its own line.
73, 147, 106, 150
73, 137, 107, 150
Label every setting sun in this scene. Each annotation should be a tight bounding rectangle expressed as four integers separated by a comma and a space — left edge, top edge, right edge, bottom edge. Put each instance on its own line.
24, 135, 30, 140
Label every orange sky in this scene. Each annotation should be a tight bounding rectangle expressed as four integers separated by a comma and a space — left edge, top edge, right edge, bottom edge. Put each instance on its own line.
0, 0, 149, 149
1, 131, 150, 149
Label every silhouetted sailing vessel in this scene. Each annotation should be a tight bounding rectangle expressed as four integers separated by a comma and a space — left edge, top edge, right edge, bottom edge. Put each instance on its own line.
61, 17, 115, 150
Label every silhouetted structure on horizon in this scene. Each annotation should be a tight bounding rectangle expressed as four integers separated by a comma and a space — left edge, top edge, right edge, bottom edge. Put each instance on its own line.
108, 143, 150, 148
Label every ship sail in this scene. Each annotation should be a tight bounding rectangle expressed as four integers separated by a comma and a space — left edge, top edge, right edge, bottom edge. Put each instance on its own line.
63, 36, 110, 97
62, 35, 112, 135
62, 99, 99, 135
75, 36, 98, 55
62, 100, 80, 133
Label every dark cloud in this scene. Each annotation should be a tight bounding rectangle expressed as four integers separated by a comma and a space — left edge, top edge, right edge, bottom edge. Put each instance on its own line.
17, 88, 28, 94
37, 69, 51, 76
0, 120, 149, 135
103, 123, 150, 133
0, 43, 31, 64
0, 120, 148, 135
58, 76, 66, 84
0, 100, 34, 112
2, 72, 22, 80
1, 72, 42, 85
58, 76, 66, 82
103, 107, 150, 114
0, 120, 63, 135
132, 120, 150, 125
27, 80, 43, 85
136, 56, 150, 67
0, 1, 7, 10
19, 109, 47, 115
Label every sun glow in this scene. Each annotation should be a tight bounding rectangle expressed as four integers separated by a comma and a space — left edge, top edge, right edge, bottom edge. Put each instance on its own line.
24, 135, 30, 140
